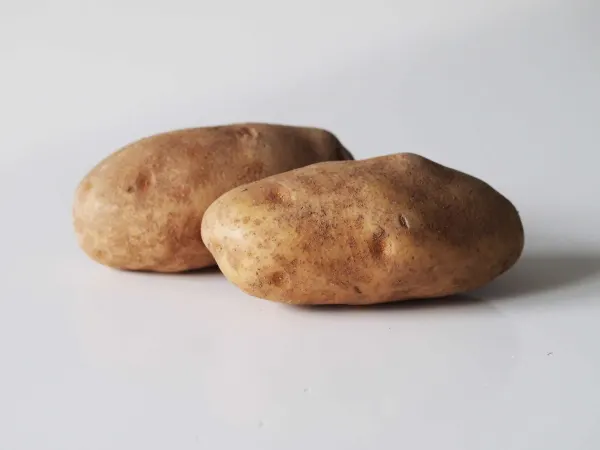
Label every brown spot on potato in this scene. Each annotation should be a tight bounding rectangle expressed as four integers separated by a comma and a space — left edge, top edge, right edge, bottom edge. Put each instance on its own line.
369, 227, 389, 259
398, 214, 409, 229
135, 172, 151, 192
353, 286, 362, 294
265, 186, 291, 205
269, 271, 286, 287
242, 217, 251, 224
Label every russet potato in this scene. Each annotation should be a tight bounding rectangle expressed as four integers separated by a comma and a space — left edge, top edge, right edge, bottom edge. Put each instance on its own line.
73, 123, 352, 272
201, 153, 524, 305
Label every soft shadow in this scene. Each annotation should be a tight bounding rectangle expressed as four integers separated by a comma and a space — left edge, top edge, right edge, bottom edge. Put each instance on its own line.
476, 253, 600, 300
174, 265, 222, 276
295, 294, 485, 312
121, 265, 222, 276
294, 253, 600, 311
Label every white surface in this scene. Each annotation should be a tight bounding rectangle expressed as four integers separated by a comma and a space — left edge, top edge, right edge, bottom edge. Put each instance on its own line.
2, 1, 600, 449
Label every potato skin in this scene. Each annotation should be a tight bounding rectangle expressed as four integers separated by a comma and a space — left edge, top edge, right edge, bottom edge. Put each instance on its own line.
201, 153, 524, 305
73, 123, 352, 272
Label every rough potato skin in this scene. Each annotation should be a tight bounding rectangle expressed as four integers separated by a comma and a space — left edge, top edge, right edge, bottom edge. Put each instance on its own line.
73, 123, 353, 272
201, 153, 524, 305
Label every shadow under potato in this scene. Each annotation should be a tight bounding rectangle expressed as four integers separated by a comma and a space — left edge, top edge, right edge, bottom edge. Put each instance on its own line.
475, 253, 600, 300
300, 294, 484, 312
299, 252, 600, 310
121, 264, 222, 276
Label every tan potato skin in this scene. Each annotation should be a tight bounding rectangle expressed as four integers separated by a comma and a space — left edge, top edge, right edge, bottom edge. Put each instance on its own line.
201, 153, 524, 305
73, 123, 353, 272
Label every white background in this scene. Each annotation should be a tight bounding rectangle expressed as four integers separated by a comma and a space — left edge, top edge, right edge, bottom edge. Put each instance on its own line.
2, 1, 600, 449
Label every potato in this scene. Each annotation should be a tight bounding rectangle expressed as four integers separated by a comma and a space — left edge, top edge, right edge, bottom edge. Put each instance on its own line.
201, 153, 524, 305
73, 123, 353, 272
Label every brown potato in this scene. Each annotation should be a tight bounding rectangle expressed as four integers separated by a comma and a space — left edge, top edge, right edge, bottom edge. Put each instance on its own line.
201, 153, 524, 305
73, 123, 353, 272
